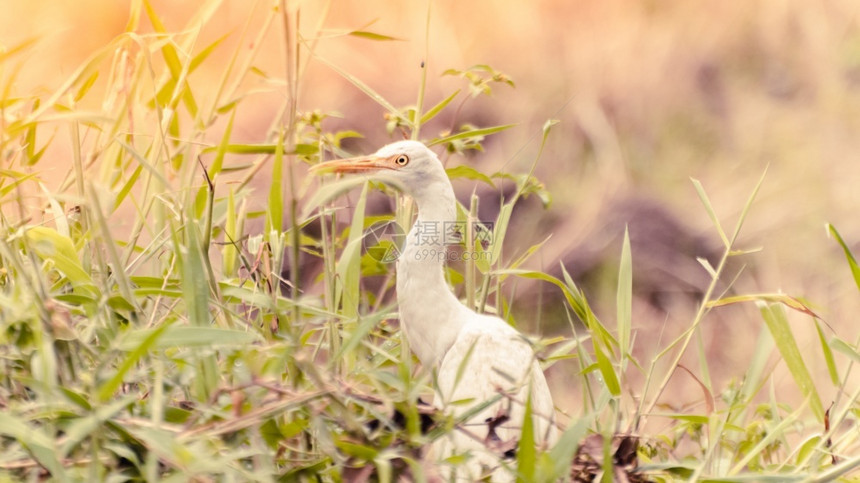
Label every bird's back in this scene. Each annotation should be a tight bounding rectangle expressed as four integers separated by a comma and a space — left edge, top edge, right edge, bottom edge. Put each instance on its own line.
433, 313, 557, 480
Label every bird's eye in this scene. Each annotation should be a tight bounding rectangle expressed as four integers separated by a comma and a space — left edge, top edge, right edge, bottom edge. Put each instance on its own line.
395, 155, 409, 166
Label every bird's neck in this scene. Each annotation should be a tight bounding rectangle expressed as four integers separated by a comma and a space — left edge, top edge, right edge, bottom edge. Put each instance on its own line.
396, 180, 467, 368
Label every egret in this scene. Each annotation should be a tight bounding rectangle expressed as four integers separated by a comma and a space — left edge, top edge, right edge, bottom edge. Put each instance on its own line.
312, 140, 557, 479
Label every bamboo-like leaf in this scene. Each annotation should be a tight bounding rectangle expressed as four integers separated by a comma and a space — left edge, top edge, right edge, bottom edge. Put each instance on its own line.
0, 413, 68, 481
827, 223, 860, 292
758, 302, 824, 421
347, 30, 402, 41
335, 184, 368, 320
202, 143, 277, 154
59, 395, 137, 457
593, 337, 621, 396
730, 167, 768, 243
543, 413, 594, 480
302, 176, 391, 218
0, 171, 39, 198
334, 311, 391, 360
428, 123, 517, 147
98, 324, 170, 402
830, 338, 860, 363
691, 178, 729, 248
420, 89, 461, 124
506, 236, 552, 273
189, 32, 229, 73
489, 202, 513, 265
728, 399, 808, 475
210, 108, 235, 177
223, 187, 238, 276
516, 391, 536, 483
312, 54, 401, 118
493, 268, 619, 393
181, 221, 210, 326
697, 256, 717, 278
118, 326, 261, 350
114, 163, 144, 211
74, 71, 99, 102
494, 268, 618, 348
0, 36, 39, 63
25, 226, 96, 294
446, 165, 495, 187
814, 326, 839, 397
219, 284, 339, 319
617, 227, 632, 361
738, 326, 774, 407
265, 132, 284, 237
707, 293, 821, 319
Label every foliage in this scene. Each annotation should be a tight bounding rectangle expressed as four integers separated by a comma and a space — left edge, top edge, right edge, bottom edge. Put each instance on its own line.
0, 1, 858, 482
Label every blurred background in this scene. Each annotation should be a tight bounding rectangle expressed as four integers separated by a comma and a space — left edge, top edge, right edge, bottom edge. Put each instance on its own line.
3, 0, 860, 417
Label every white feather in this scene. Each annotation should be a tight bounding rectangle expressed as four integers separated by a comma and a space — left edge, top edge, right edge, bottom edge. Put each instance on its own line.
319, 140, 560, 480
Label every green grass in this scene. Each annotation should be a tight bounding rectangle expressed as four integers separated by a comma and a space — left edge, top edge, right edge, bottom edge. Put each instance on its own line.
1, 1, 859, 481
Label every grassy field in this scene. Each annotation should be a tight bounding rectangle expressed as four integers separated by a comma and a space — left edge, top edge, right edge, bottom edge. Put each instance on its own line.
1, 1, 860, 481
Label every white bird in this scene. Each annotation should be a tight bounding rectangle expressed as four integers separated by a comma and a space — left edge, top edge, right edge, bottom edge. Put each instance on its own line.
312, 140, 557, 480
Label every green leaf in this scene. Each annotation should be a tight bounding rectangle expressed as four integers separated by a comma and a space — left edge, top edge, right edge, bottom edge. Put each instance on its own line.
494, 267, 620, 394
335, 310, 391, 360
428, 123, 517, 147
223, 187, 238, 276
830, 337, 860, 363
795, 435, 823, 466
0, 36, 39, 64
758, 302, 824, 421
0, 413, 68, 482
203, 143, 278, 154
707, 293, 820, 319
98, 324, 170, 402
210, 108, 235, 177
0, 171, 39, 198
74, 70, 99, 102
691, 178, 729, 248
302, 176, 382, 218
117, 326, 262, 350
335, 439, 378, 460
515, 392, 535, 483
25, 226, 96, 295
827, 223, 860, 292
445, 165, 495, 187
312, 54, 401, 119
543, 413, 594, 480
815, 320, 839, 385
265, 132, 284, 236
181, 221, 210, 326
616, 227, 632, 362
489, 203, 513, 265
114, 163, 143, 211
420, 89, 461, 124
348, 30, 402, 41
335, 183, 368, 320
59, 395, 137, 457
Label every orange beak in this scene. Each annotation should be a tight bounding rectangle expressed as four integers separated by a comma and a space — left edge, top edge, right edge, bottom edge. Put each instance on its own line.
309, 155, 395, 174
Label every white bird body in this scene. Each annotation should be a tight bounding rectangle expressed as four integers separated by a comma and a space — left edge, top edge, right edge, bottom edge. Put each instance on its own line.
313, 140, 557, 480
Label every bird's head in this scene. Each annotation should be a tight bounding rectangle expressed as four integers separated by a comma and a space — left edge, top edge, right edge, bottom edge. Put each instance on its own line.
310, 140, 448, 199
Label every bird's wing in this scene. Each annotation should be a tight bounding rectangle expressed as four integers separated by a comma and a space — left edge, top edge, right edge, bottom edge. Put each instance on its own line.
432, 316, 556, 477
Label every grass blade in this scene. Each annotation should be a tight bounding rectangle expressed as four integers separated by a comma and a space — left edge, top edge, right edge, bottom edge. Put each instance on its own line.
420, 89, 460, 124
827, 223, 860, 292
617, 226, 632, 367
758, 302, 824, 421
691, 178, 729, 248
515, 391, 536, 483
427, 123, 517, 147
